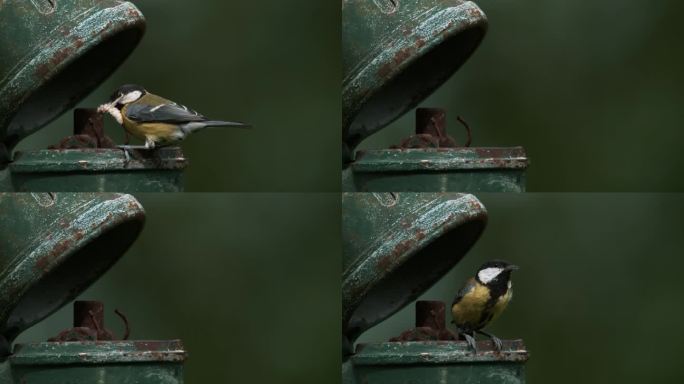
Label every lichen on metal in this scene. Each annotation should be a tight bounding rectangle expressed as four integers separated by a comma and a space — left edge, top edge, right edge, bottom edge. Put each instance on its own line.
342, 193, 487, 346
342, 0, 487, 158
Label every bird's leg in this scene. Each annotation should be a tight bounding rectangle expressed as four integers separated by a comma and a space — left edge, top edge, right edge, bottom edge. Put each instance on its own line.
460, 331, 477, 353
124, 131, 130, 145
117, 145, 147, 163
476, 330, 503, 351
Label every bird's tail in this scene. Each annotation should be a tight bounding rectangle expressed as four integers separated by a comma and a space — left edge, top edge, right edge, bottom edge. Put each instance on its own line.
184, 120, 251, 134
202, 120, 251, 129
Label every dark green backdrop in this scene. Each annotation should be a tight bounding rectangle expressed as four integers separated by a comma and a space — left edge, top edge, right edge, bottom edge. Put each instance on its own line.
358, 0, 684, 191
17, 194, 341, 383
358, 194, 684, 383
15, 1, 341, 192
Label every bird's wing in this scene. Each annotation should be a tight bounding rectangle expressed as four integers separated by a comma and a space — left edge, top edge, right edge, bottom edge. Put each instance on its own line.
452, 277, 477, 306
125, 102, 207, 123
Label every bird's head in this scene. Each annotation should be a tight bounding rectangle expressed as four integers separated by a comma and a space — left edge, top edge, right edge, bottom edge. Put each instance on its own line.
475, 260, 519, 287
99, 84, 147, 112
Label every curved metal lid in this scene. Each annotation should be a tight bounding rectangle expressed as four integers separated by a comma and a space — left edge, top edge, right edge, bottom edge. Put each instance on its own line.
342, 0, 487, 158
0, 193, 145, 343
342, 193, 487, 345
0, 0, 145, 157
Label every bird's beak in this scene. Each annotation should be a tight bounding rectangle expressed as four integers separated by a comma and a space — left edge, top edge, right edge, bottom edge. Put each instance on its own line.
505, 264, 520, 271
97, 95, 123, 113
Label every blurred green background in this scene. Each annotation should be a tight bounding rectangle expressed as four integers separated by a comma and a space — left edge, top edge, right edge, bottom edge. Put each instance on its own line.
357, 193, 684, 383
17, 193, 341, 383
15, 0, 340, 192
358, 0, 684, 191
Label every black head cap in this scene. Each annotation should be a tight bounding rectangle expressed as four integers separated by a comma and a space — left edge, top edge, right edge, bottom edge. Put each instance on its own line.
109, 84, 147, 102
475, 260, 519, 287
477, 260, 517, 272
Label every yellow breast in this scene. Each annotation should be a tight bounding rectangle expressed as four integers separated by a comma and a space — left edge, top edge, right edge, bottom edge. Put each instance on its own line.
452, 281, 491, 329
452, 279, 513, 331
490, 288, 513, 322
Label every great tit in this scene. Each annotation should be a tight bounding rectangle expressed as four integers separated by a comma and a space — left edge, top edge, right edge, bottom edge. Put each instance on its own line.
451, 260, 518, 352
97, 84, 248, 150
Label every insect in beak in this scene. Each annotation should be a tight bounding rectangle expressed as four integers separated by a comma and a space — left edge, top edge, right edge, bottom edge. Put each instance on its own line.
505, 264, 520, 271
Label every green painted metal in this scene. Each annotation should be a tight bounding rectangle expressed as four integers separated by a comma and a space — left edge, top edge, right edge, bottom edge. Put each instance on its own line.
343, 341, 528, 384
342, 193, 487, 348
342, 0, 487, 160
0, 0, 145, 166
0, 193, 145, 344
2, 340, 186, 384
344, 147, 528, 192
4, 148, 187, 192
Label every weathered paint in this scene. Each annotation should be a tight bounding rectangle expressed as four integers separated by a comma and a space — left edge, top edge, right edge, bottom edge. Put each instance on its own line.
342, 0, 487, 159
0, 193, 145, 344
5, 147, 186, 192
342, 193, 487, 348
5, 341, 186, 384
0, 0, 146, 165
344, 147, 528, 192
344, 341, 528, 384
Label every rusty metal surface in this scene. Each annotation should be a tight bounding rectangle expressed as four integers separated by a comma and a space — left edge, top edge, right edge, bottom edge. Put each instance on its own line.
342, 193, 487, 347
0, 193, 145, 344
4, 147, 187, 192
345, 147, 528, 192
342, 0, 487, 159
393, 108, 463, 149
10, 340, 187, 365
50, 301, 130, 342
389, 301, 458, 342
0, 0, 145, 164
48, 108, 117, 149
353, 340, 528, 364
344, 340, 528, 384
6, 340, 186, 384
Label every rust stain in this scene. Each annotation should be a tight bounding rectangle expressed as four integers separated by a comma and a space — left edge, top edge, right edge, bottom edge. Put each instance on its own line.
35, 238, 71, 271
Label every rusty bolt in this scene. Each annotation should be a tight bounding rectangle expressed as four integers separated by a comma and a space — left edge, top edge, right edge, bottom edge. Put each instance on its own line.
415, 300, 446, 330
415, 108, 447, 137
73, 108, 103, 136
74, 300, 104, 329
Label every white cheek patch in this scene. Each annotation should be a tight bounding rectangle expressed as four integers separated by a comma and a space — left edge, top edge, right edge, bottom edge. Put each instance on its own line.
477, 267, 504, 284
120, 90, 142, 104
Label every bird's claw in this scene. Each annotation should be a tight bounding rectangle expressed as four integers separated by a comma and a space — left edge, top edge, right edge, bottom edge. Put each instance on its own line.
116, 145, 141, 163
476, 330, 504, 352
462, 333, 477, 353
491, 335, 503, 352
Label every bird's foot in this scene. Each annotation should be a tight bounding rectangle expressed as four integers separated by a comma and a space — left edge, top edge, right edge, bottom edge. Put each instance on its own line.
461, 332, 477, 353
117, 145, 146, 163
477, 330, 503, 352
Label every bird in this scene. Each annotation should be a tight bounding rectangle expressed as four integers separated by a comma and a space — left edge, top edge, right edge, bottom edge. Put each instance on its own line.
451, 260, 518, 352
97, 84, 249, 151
